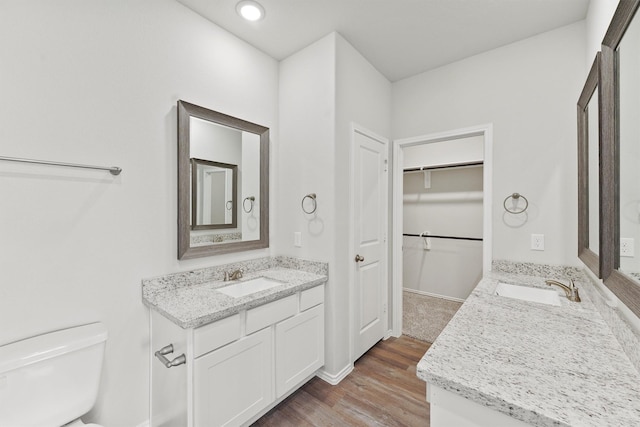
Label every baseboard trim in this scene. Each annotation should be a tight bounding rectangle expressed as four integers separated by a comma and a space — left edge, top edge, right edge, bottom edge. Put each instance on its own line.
383, 328, 398, 339
403, 287, 465, 303
316, 363, 354, 385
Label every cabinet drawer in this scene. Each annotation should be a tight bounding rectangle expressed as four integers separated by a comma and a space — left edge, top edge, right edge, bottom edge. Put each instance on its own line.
194, 314, 241, 358
300, 285, 324, 311
246, 295, 297, 335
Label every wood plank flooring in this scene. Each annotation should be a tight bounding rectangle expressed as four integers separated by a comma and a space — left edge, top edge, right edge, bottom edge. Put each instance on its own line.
253, 336, 431, 426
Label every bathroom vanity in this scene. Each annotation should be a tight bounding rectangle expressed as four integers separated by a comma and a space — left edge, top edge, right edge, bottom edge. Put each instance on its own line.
417, 263, 640, 426
143, 257, 327, 427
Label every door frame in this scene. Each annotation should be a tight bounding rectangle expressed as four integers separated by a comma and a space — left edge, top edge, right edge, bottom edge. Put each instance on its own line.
391, 124, 493, 337
349, 123, 390, 363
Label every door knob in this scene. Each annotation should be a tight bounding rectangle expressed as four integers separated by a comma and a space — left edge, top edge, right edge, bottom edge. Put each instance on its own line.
355, 254, 365, 262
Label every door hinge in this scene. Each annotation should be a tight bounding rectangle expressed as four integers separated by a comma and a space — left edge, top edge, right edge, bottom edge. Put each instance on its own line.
383, 158, 388, 172
383, 303, 387, 314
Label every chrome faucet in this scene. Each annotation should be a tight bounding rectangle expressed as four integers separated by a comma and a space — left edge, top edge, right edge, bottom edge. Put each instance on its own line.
224, 269, 243, 281
545, 279, 581, 302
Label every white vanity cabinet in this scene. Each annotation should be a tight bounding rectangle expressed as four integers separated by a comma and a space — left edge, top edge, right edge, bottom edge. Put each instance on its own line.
150, 284, 325, 427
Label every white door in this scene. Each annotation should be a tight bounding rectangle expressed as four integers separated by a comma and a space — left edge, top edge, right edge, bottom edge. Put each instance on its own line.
352, 126, 388, 361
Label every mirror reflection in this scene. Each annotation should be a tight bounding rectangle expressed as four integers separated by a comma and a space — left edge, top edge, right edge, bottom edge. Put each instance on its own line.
191, 158, 237, 229
588, 88, 600, 255
177, 100, 269, 259
577, 53, 600, 277
617, 10, 640, 281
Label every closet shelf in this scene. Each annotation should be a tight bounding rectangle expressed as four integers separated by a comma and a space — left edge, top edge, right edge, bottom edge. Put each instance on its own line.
403, 160, 483, 173
403, 233, 482, 242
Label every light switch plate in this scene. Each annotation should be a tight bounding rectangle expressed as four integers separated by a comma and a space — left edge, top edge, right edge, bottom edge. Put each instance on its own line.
294, 232, 302, 248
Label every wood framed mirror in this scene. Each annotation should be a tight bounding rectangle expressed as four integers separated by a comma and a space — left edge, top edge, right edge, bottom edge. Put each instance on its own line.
190, 158, 238, 230
599, 0, 640, 317
578, 53, 603, 277
177, 100, 269, 259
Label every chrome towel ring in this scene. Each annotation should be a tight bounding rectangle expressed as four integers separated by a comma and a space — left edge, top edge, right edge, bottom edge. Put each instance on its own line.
243, 196, 255, 213
503, 193, 528, 214
302, 193, 317, 214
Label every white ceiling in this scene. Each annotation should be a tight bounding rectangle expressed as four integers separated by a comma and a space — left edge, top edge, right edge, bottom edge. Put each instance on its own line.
177, 0, 589, 82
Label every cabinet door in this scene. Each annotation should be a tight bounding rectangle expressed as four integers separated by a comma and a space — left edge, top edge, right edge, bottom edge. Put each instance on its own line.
194, 327, 273, 427
275, 304, 325, 398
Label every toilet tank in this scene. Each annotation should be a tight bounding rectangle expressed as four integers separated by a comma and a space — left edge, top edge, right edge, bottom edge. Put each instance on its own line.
0, 322, 108, 427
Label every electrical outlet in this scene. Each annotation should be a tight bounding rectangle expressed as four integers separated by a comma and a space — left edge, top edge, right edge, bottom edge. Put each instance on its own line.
621, 238, 635, 257
531, 234, 545, 251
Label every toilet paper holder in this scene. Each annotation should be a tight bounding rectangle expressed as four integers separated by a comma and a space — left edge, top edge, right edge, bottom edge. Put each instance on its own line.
154, 344, 186, 368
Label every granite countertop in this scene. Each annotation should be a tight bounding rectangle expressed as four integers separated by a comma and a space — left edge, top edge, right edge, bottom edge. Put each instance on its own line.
143, 267, 327, 329
417, 271, 640, 426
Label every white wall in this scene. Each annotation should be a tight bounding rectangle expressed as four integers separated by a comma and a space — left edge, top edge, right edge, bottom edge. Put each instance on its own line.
277, 34, 338, 372
277, 32, 391, 377
586, 0, 619, 63
392, 22, 586, 267
0, 1, 278, 425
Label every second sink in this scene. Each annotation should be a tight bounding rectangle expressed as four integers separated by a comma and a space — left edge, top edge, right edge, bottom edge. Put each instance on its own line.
217, 277, 282, 298
494, 282, 561, 306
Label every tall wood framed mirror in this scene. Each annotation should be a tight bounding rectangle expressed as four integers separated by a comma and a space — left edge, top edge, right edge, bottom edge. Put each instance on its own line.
599, 0, 640, 317
578, 53, 603, 277
177, 100, 269, 259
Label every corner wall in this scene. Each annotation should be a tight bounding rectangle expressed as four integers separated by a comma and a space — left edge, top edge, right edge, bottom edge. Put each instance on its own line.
0, 1, 278, 425
277, 33, 391, 377
392, 22, 586, 267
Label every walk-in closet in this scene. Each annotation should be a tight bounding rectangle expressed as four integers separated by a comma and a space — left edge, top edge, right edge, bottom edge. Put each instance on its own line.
402, 135, 484, 343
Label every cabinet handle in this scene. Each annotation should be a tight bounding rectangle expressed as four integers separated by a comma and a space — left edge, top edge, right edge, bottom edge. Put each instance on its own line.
154, 344, 186, 368
355, 254, 364, 262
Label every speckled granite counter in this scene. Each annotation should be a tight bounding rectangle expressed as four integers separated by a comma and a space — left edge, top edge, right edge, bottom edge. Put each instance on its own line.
417, 268, 640, 426
143, 256, 328, 329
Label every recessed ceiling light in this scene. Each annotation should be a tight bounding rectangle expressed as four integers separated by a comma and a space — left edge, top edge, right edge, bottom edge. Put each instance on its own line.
236, 0, 265, 21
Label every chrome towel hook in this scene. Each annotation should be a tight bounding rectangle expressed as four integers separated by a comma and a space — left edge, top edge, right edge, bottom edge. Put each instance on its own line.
503, 192, 529, 214
302, 193, 317, 214
243, 196, 255, 213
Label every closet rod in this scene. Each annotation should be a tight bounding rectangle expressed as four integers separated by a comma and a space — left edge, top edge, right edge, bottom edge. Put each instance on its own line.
0, 156, 122, 175
403, 160, 483, 173
403, 233, 483, 242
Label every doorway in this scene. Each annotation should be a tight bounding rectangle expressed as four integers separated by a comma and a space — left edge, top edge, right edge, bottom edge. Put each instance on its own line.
392, 124, 493, 336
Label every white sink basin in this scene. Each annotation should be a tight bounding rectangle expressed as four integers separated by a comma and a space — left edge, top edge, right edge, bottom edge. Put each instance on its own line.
217, 277, 282, 298
494, 282, 561, 306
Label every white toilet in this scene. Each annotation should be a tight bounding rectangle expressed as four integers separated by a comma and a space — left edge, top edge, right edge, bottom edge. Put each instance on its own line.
0, 322, 108, 427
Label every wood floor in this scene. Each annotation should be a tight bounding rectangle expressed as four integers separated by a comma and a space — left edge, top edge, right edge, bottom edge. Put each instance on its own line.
253, 336, 431, 426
